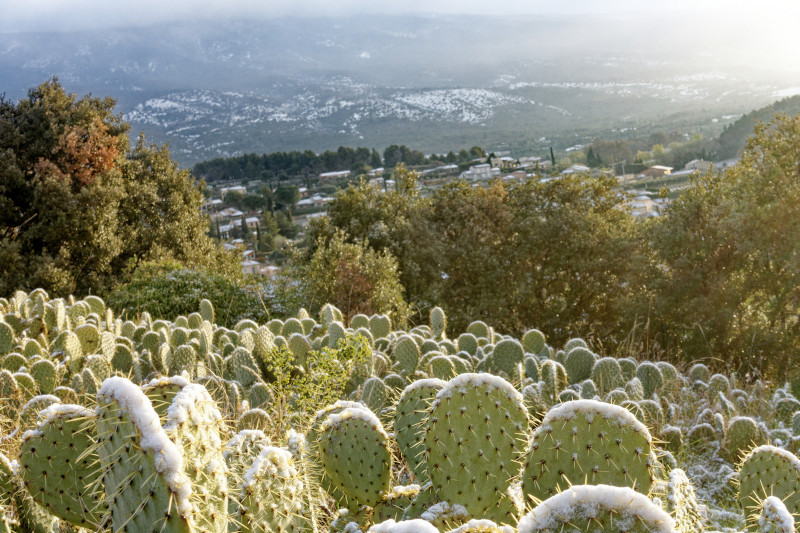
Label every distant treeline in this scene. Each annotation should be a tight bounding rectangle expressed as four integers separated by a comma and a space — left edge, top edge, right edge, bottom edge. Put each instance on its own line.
192, 145, 487, 182
713, 94, 800, 160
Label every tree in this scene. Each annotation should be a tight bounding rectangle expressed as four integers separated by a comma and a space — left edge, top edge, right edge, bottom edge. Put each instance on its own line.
648, 113, 800, 374
259, 212, 279, 252
240, 214, 250, 241
290, 231, 409, 325
0, 79, 237, 296
370, 148, 382, 169
224, 190, 244, 208
275, 211, 299, 239
274, 185, 300, 211
241, 194, 263, 212
586, 146, 602, 168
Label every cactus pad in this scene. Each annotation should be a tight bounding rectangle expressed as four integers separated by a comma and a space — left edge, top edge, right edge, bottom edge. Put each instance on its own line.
522, 399, 654, 503
425, 373, 528, 521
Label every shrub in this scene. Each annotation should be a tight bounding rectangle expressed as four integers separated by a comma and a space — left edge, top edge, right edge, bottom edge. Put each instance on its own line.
105, 261, 269, 328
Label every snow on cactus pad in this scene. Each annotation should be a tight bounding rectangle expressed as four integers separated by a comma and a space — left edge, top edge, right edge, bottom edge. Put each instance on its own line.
424, 373, 528, 523
517, 484, 675, 532
757, 496, 795, 533
369, 518, 440, 533
522, 399, 654, 503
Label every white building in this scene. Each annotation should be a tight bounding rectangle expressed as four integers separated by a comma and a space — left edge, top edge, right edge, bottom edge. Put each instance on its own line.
319, 170, 351, 180
220, 185, 247, 196
460, 163, 498, 180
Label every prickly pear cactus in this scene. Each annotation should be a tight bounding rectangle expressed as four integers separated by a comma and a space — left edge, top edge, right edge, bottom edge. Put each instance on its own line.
521, 399, 654, 502
319, 406, 393, 509
724, 416, 762, 462
373, 485, 422, 523
666, 468, 703, 533
425, 373, 528, 525
96, 376, 195, 533
739, 446, 800, 529
162, 382, 227, 533
487, 339, 524, 379
395, 378, 447, 484
235, 446, 305, 533
564, 347, 595, 385
19, 404, 103, 528
521, 329, 545, 355
393, 336, 420, 376
430, 307, 447, 340
592, 357, 624, 395
517, 484, 675, 532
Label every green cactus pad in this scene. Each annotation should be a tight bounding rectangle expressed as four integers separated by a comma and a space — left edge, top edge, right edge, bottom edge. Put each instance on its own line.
393, 336, 421, 375
319, 406, 393, 508
425, 373, 528, 521
163, 382, 227, 533
522, 399, 654, 503
724, 416, 763, 463
488, 339, 524, 379
96, 376, 194, 533
395, 378, 447, 484
236, 446, 305, 533
564, 347, 595, 385
373, 485, 423, 523
19, 404, 103, 528
740, 445, 800, 529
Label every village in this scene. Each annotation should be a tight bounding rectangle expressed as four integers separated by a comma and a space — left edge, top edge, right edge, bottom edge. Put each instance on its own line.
202, 152, 736, 278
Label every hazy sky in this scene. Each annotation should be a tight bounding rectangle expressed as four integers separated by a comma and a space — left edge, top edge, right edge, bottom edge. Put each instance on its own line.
1, 0, 797, 32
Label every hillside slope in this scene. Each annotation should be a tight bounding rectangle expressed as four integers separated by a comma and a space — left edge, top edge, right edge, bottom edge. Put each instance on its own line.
713, 94, 800, 159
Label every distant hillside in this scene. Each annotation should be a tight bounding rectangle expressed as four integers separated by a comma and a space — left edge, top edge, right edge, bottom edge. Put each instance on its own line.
2, 15, 795, 166
714, 94, 800, 159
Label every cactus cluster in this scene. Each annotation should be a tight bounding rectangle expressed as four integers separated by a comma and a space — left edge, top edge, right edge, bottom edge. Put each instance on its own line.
2, 290, 800, 532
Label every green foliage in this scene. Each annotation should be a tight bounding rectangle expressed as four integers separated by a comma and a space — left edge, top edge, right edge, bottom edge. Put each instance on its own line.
105, 261, 268, 328
648, 114, 800, 373
261, 334, 372, 436
290, 230, 410, 326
